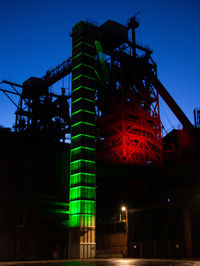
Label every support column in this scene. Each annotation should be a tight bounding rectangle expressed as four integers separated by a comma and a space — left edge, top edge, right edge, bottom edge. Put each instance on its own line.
69, 21, 97, 259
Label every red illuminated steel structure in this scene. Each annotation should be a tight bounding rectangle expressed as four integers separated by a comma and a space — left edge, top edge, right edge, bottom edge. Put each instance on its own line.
96, 84, 163, 166
96, 18, 163, 166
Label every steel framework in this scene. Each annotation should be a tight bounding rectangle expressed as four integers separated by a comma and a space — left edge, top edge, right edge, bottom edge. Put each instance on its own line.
1, 16, 197, 163
95, 18, 163, 166
0, 16, 199, 261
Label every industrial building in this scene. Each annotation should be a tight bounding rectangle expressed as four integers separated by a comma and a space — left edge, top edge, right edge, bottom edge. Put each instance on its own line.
0, 16, 200, 260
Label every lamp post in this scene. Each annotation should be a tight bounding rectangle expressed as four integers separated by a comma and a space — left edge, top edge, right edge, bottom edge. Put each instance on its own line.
121, 206, 128, 257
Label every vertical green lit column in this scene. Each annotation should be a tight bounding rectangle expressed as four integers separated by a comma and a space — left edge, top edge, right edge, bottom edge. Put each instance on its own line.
69, 21, 96, 259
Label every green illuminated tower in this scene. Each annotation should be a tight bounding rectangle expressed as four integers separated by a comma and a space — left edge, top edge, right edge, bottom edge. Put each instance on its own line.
69, 21, 97, 258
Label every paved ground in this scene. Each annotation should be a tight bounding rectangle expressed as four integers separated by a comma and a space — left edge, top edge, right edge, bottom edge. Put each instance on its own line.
1, 259, 200, 266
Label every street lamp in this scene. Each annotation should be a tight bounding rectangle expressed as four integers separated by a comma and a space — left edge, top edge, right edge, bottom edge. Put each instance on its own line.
121, 206, 128, 257
121, 206, 128, 231
121, 206, 126, 212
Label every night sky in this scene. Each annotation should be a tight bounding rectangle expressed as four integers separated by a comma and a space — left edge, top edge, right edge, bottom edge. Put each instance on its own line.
0, 0, 200, 135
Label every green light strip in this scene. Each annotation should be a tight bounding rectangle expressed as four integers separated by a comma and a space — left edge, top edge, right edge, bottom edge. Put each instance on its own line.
70, 199, 96, 203
70, 33, 96, 228
72, 109, 95, 116
71, 146, 95, 152
70, 159, 95, 164
72, 52, 94, 60
71, 134, 95, 139
72, 97, 95, 104
70, 172, 95, 177
72, 63, 94, 71
73, 41, 94, 50
70, 186, 96, 190
71, 121, 95, 127
72, 74, 95, 82
70, 213, 95, 216
72, 85, 95, 93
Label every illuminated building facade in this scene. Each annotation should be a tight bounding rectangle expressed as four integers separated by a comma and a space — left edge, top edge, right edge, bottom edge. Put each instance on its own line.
1, 16, 199, 261
69, 21, 97, 258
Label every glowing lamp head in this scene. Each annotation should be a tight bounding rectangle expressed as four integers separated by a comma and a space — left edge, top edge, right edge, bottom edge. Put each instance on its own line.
121, 206, 126, 212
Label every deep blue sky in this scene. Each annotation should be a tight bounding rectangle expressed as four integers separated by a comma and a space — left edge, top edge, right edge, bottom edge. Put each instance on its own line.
0, 0, 200, 134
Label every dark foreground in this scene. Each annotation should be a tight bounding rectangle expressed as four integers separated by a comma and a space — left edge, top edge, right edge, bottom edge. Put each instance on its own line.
1, 259, 200, 266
